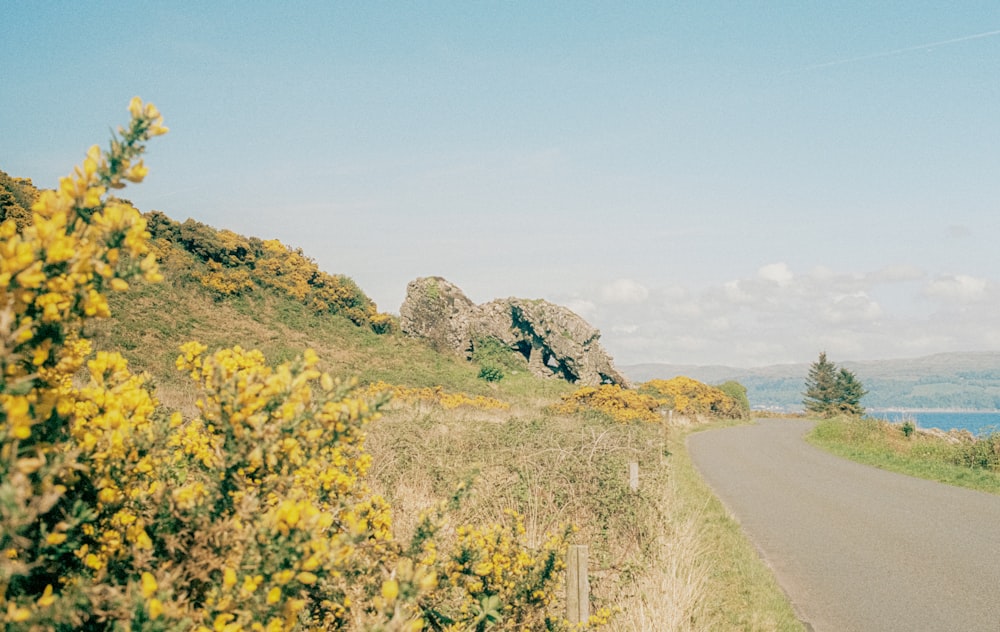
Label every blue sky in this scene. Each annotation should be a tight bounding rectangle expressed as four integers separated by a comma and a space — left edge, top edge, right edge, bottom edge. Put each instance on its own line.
3, 2, 1000, 367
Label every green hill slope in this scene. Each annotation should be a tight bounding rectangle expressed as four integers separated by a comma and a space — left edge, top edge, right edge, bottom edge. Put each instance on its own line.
90, 211, 575, 408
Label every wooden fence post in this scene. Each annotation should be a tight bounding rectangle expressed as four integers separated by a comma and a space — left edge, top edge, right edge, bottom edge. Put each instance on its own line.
628, 461, 639, 492
566, 544, 589, 624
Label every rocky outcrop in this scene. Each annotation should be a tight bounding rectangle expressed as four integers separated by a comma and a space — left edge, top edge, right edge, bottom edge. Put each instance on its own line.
400, 277, 629, 387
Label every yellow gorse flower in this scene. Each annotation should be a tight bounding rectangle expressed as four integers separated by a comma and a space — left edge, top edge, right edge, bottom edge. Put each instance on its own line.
552, 384, 662, 423
0, 99, 592, 631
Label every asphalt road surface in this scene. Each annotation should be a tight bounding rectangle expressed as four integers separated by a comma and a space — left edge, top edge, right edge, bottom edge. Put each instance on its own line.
688, 419, 1000, 632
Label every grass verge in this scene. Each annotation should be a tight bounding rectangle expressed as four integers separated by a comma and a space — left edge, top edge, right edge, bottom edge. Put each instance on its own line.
366, 406, 804, 631
807, 416, 1000, 495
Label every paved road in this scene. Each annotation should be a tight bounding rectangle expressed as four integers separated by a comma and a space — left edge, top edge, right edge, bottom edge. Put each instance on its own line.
688, 419, 1000, 632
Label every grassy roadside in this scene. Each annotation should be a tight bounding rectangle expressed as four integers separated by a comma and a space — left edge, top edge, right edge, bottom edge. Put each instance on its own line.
669, 424, 805, 632
364, 406, 804, 631
807, 417, 1000, 495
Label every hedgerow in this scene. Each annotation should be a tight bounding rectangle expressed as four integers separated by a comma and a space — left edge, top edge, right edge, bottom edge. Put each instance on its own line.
0, 99, 596, 630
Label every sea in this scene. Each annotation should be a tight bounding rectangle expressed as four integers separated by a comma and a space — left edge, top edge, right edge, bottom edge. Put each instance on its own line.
870, 411, 1000, 436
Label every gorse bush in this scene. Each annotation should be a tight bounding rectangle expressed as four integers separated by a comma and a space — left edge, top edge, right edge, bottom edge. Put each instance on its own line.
553, 378, 746, 424
145, 211, 396, 334
1, 100, 593, 630
0, 170, 39, 229
552, 385, 661, 423
1, 96, 168, 628
639, 377, 742, 419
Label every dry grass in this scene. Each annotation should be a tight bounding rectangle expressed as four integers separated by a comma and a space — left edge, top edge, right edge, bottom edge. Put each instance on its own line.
367, 408, 802, 630
89, 260, 801, 629
606, 494, 714, 631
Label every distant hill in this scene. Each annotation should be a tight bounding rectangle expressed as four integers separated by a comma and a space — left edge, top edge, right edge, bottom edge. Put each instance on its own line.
622, 352, 1000, 412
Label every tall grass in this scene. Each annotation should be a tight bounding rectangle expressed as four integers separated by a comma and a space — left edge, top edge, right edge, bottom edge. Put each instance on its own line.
366, 407, 803, 630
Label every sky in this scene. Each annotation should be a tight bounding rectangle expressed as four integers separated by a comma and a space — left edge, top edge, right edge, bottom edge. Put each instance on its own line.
3, 2, 1000, 368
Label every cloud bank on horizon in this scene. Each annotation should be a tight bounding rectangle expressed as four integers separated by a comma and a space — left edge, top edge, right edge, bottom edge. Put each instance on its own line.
566, 263, 1000, 368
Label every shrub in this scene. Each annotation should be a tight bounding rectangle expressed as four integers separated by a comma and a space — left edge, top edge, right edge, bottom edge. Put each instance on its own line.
0, 100, 590, 630
147, 214, 397, 333
639, 377, 742, 419
552, 385, 662, 423
471, 337, 527, 371
478, 365, 505, 382
0, 170, 38, 229
901, 419, 916, 438
715, 380, 751, 419
953, 432, 1000, 471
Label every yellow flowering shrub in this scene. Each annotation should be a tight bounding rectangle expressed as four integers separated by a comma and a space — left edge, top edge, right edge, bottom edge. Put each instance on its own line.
443, 513, 571, 630
0, 96, 166, 628
0, 171, 38, 230
639, 377, 742, 418
0, 100, 594, 630
364, 381, 511, 411
145, 213, 396, 332
197, 260, 256, 296
551, 385, 662, 423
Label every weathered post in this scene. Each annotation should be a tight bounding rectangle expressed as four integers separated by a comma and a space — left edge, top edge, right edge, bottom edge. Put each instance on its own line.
566, 544, 590, 624
628, 461, 639, 492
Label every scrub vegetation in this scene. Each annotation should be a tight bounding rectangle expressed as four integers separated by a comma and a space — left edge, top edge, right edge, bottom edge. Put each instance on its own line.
0, 100, 799, 630
808, 416, 1000, 495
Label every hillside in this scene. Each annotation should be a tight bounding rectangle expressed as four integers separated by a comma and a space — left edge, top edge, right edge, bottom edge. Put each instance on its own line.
2, 141, 803, 630
99, 213, 578, 408
3, 165, 567, 403
624, 352, 1000, 411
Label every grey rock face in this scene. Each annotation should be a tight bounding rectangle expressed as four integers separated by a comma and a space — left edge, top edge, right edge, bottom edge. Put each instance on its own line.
399, 276, 629, 387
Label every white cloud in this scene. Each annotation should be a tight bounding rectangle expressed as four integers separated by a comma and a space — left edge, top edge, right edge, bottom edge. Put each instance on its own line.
923, 275, 988, 303
599, 278, 649, 304
723, 280, 754, 304
809, 265, 837, 281
822, 292, 883, 324
564, 298, 597, 318
866, 264, 925, 284
590, 263, 1000, 368
758, 262, 793, 286
707, 317, 731, 332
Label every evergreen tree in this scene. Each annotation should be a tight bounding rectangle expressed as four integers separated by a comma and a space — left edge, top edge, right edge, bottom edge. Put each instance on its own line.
803, 352, 838, 415
834, 367, 867, 416
803, 352, 867, 417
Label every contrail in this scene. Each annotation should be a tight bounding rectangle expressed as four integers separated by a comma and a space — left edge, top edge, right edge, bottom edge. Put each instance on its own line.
792, 28, 1000, 73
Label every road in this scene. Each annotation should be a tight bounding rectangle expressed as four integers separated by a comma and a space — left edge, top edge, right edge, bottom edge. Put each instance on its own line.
687, 419, 1000, 632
